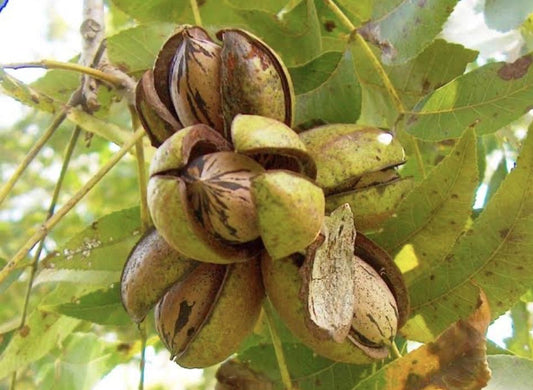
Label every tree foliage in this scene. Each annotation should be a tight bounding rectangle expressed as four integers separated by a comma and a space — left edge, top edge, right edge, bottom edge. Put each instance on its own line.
1, 0, 533, 389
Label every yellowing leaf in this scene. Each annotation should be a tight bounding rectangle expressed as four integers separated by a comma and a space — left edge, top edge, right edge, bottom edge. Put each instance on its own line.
406, 126, 533, 340
0, 312, 80, 380
373, 128, 478, 286
0, 68, 56, 114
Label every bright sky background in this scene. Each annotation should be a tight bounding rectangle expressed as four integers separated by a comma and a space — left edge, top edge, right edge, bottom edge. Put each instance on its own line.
0, 0, 528, 388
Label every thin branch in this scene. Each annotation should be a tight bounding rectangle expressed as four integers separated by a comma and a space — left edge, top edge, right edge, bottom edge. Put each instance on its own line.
352, 33, 405, 114
190, 0, 203, 26
0, 128, 145, 285
9, 126, 81, 390
322, 0, 356, 32
0, 108, 68, 207
263, 301, 293, 390
138, 321, 147, 390
323, 0, 427, 178
1, 60, 125, 88
391, 341, 403, 359
18, 126, 81, 327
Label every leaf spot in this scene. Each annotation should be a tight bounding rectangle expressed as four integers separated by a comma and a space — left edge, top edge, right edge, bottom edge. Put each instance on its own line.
499, 228, 510, 238
497, 55, 532, 80
324, 20, 336, 32
19, 325, 30, 338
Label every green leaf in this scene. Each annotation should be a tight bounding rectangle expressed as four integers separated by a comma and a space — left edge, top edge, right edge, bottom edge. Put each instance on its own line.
388, 39, 478, 109
65, 108, 130, 146
110, 0, 241, 25
35, 269, 120, 288
484, 0, 533, 32
0, 69, 130, 145
406, 53, 533, 141
404, 128, 533, 341
294, 50, 361, 127
352, 39, 477, 127
40, 284, 131, 326
42, 207, 141, 272
0, 311, 80, 380
359, 0, 459, 64
0, 258, 23, 294
485, 355, 533, 390
289, 51, 343, 95
240, 342, 371, 389
372, 128, 478, 285
37, 333, 131, 390
31, 68, 116, 118
31, 67, 79, 102
235, 0, 322, 67
336, 0, 372, 26
107, 23, 176, 76
0, 68, 56, 113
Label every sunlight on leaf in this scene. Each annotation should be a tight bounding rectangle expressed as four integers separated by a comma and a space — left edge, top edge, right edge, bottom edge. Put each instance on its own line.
373, 128, 478, 286
0, 312, 80, 380
37, 332, 131, 390
40, 284, 131, 326
405, 126, 533, 340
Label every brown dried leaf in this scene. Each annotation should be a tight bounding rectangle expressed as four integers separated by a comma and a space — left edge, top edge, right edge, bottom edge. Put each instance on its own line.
379, 292, 491, 390
300, 203, 356, 342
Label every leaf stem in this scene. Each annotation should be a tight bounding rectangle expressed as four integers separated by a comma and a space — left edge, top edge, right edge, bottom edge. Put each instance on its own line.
410, 136, 427, 178
1, 60, 125, 88
0, 107, 67, 207
391, 341, 403, 359
324, 0, 427, 178
322, 0, 356, 31
129, 105, 150, 232
0, 128, 145, 285
19, 126, 81, 326
190, 0, 203, 26
138, 321, 147, 390
8, 127, 81, 390
263, 301, 293, 390
352, 33, 404, 114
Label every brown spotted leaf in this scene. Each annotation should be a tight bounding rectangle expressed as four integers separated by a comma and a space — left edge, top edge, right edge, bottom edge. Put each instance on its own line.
404, 125, 533, 341
358, 0, 460, 65
372, 127, 478, 286
406, 53, 533, 141
354, 292, 491, 390
42, 207, 141, 272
